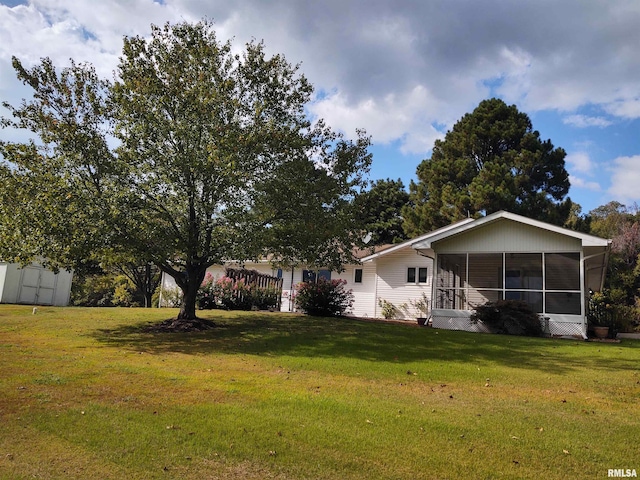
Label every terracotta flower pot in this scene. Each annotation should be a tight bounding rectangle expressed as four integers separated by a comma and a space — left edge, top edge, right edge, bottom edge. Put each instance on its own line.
592, 326, 609, 339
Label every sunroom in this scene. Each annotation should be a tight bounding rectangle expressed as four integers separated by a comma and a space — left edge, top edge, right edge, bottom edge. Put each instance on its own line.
412, 211, 611, 337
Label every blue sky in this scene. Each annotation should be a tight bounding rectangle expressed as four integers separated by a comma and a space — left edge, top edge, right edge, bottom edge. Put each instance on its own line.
1, 0, 640, 215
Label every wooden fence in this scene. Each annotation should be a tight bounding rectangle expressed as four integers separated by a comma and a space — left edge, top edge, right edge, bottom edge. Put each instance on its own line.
225, 267, 284, 311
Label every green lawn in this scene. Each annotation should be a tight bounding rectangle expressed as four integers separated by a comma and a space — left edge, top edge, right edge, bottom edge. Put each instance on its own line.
0, 305, 638, 479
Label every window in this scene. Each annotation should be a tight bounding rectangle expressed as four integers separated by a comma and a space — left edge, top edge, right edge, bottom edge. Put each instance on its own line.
318, 269, 331, 281
276, 268, 283, 279
354, 268, 363, 283
302, 270, 316, 283
418, 267, 428, 283
407, 267, 429, 284
407, 267, 416, 283
303, 269, 331, 283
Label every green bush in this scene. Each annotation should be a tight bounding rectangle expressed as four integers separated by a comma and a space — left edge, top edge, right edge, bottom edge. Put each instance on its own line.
377, 298, 399, 319
71, 274, 119, 306
470, 299, 543, 337
197, 273, 280, 311
295, 279, 354, 317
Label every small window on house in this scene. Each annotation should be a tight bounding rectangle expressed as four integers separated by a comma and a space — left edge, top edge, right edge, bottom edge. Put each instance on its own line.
354, 268, 363, 283
318, 269, 331, 281
276, 268, 283, 279
302, 270, 316, 283
407, 267, 416, 283
418, 267, 428, 283
303, 269, 331, 283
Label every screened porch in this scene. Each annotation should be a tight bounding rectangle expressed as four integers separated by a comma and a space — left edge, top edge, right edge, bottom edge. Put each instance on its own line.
432, 252, 585, 336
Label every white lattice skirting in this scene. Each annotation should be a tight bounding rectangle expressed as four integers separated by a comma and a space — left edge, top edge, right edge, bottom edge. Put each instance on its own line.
431, 310, 586, 338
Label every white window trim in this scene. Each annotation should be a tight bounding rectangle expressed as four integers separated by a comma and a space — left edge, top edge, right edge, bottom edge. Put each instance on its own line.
353, 268, 363, 284
407, 266, 431, 285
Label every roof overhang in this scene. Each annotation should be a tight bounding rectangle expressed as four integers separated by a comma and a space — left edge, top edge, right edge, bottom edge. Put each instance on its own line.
359, 217, 475, 262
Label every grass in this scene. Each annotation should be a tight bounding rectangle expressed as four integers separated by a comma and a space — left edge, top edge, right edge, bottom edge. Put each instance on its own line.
0, 305, 639, 479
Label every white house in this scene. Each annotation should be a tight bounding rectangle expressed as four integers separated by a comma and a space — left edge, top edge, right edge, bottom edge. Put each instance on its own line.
0, 262, 73, 306
160, 211, 611, 338
159, 217, 471, 318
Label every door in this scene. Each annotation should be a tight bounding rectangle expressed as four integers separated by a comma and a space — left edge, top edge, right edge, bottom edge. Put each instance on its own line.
18, 267, 56, 305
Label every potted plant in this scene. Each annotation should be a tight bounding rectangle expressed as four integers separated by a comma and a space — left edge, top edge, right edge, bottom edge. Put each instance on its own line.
588, 291, 612, 339
409, 293, 430, 326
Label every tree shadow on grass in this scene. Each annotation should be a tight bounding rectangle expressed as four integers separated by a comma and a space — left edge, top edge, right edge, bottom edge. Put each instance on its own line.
88, 312, 640, 375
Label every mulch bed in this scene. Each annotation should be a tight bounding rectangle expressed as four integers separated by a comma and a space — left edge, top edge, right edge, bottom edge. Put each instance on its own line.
143, 317, 217, 333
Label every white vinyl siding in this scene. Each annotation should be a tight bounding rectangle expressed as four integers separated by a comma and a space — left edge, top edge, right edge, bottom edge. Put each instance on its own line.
333, 263, 377, 318
375, 249, 432, 319
435, 219, 581, 253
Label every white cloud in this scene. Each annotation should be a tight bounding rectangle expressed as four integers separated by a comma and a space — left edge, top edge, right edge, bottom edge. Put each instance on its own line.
308, 85, 447, 155
566, 152, 595, 175
566, 152, 604, 193
608, 155, 640, 201
604, 99, 640, 119
2, 0, 640, 182
563, 115, 613, 128
569, 175, 601, 192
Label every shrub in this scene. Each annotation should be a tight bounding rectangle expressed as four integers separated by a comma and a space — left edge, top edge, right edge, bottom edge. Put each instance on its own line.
71, 274, 135, 307
197, 273, 280, 311
160, 286, 183, 308
470, 299, 543, 337
377, 298, 399, 319
295, 279, 354, 317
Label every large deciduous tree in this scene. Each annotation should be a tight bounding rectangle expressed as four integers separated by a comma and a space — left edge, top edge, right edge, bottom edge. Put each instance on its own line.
0, 21, 370, 324
402, 98, 572, 236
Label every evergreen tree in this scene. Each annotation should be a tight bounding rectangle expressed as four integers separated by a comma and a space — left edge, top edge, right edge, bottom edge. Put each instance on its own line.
403, 98, 571, 236
355, 178, 409, 245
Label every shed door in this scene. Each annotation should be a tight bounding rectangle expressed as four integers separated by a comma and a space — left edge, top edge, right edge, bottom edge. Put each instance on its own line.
18, 267, 56, 305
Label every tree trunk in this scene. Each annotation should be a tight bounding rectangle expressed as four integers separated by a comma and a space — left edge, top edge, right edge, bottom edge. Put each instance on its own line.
143, 263, 154, 308
178, 283, 198, 320
175, 267, 206, 320
144, 290, 153, 308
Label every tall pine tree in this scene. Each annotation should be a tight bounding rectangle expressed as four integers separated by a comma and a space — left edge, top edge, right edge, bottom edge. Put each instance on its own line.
403, 98, 572, 236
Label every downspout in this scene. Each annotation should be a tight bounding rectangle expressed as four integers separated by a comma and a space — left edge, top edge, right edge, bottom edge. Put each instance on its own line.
373, 260, 379, 318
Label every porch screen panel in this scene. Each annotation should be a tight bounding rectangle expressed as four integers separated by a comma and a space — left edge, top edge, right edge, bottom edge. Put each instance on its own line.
505, 254, 542, 290
545, 252, 581, 314
545, 292, 581, 314
545, 253, 580, 290
505, 290, 543, 313
436, 254, 467, 309
468, 254, 502, 288
466, 253, 503, 309
505, 254, 542, 312
468, 289, 502, 307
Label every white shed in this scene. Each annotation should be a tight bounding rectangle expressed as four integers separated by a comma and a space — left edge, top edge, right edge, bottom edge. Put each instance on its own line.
0, 262, 73, 306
